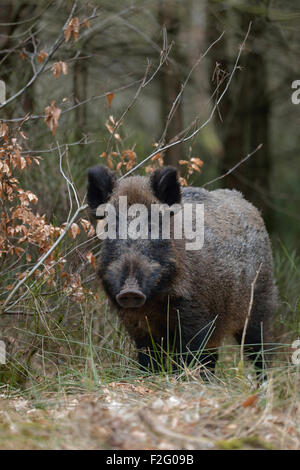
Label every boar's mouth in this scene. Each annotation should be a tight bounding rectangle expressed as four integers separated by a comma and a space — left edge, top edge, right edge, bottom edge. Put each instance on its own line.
116, 288, 146, 308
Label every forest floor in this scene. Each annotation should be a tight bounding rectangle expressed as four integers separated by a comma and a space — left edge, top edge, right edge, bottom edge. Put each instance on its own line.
1, 358, 300, 450
0, 250, 299, 450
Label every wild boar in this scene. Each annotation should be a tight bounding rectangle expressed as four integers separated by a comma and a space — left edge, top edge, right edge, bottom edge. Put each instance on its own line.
87, 165, 277, 374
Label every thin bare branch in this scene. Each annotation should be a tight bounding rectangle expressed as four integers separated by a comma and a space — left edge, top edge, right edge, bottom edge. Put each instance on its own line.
1, 79, 142, 123
2, 203, 87, 312
105, 34, 173, 154
122, 23, 252, 179
158, 30, 225, 148
0, 0, 78, 111
203, 143, 263, 188
240, 263, 263, 366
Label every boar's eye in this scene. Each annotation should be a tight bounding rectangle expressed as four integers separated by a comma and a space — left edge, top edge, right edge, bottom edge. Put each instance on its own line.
87, 165, 116, 210
150, 166, 181, 206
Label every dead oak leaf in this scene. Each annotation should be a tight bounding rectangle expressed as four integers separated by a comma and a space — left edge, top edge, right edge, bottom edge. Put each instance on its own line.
64, 17, 80, 42
51, 61, 68, 79
86, 251, 96, 270
37, 50, 48, 63
83, 19, 91, 29
242, 395, 258, 408
0, 122, 9, 141
44, 100, 61, 135
70, 222, 80, 239
106, 92, 115, 107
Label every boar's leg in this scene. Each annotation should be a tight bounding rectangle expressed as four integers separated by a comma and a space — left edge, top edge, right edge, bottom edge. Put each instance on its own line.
177, 343, 218, 374
136, 336, 167, 373
175, 316, 219, 373
137, 343, 218, 374
235, 322, 271, 381
138, 348, 161, 373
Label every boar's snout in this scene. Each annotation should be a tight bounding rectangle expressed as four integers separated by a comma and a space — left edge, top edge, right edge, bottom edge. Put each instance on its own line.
116, 288, 146, 308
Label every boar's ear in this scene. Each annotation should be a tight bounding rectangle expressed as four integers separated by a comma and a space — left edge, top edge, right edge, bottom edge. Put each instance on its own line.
87, 165, 116, 210
150, 166, 181, 205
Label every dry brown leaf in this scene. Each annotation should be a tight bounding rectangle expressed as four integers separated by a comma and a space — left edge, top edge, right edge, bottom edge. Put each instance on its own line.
70, 223, 80, 239
0, 122, 9, 141
26, 191, 38, 204
106, 157, 114, 169
20, 131, 28, 140
80, 219, 90, 233
191, 157, 203, 166
242, 395, 258, 408
86, 251, 96, 271
37, 50, 48, 63
105, 123, 114, 134
106, 93, 115, 107
51, 61, 68, 79
0, 127, 81, 292
122, 150, 137, 161
191, 163, 201, 173
179, 177, 188, 186
51, 62, 62, 78
16, 156, 27, 171
44, 100, 62, 135
80, 218, 95, 238
64, 17, 80, 42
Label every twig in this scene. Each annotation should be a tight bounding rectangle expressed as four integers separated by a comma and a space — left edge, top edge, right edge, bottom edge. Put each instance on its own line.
57, 140, 80, 221
203, 143, 263, 188
0, 311, 35, 315
21, 135, 92, 155
142, 26, 173, 88
105, 35, 173, 155
105, 61, 152, 154
122, 22, 252, 179
2, 203, 87, 312
158, 30, 225, 148
138, 410, 212, 448
0, 0, 78, 111
240, 263, 262, 366
1, 79, 142, 123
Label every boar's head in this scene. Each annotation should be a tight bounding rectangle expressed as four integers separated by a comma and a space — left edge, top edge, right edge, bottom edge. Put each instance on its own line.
87, 165, 181, 309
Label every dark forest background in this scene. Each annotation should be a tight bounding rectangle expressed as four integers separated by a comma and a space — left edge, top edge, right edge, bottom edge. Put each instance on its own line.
1, 0, 300, 248
1, 1, 300, 449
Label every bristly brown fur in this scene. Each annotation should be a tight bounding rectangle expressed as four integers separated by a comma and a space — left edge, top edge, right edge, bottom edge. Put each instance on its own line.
87, 165, 278, 374
110, 176, 157, 207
